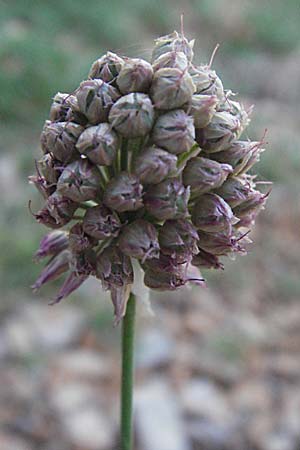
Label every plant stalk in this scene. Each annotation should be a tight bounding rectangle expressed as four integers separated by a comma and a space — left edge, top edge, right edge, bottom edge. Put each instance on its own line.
121, 292, 136, 450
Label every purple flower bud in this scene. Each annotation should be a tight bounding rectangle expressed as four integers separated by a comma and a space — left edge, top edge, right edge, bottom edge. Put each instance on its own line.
49, 92, 72, 122
109, 93, 155, 138
103, 172, 143, 212
57, 159, 102, 202
134, 146, 177, 184
150, 68, 195, 110
68, 223, 97, 254
152, 51, 188, 72
70, 249, 97, 276
31, 249, 70, 291
118, 219, 159, 261
144, 179, 190, 221
214, 176, 253, 208
76, 79, 121, 124
218, 99, 250, 131
189, 65, 224, 99
34, 230, 68, 260
88, 52, 124, 83
37, 154, 60, 184
182, 156, 232, 196
159, 219, 199, 263
50, 272, 88, 305
196, 111, 242, 153
82, 204, 121, 240
192, 193, 238, 233
192, 249, 224, 270
197, 230, 250, 255
151, 109, 195, 155
187, 94, 218, 128
210, 140, 264, 175
233, 189, 269, 227
40, 120, 83, 163
96, 246, 134, 324
117, 57, 153, 94
76, 123, 120, 166
152, 31, 194, 62
46, 191, 78, 224
32, 206, 67, 229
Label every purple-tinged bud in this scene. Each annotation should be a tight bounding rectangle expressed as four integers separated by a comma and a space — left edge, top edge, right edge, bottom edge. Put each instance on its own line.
96, 246, 134, 324
76, 123, 120, 166
159, 219, 199, 263
103, 172, 143, 213
34, 230, 68, 260
152, 51, 188, 72
233, 189, 269, 227
189, 65, 224, 100
68, 223, 97, 254
28, 174, 55, 199
82, 204, 121, 240
214, 176, 253, 208
151, 31, 194, 62
117, 58, 153, 94
50, 273, 88, 305
196, 111, 241, 153
134, 146, 177, 184
182, 156, 232, 196
31, 249, 70, 291
57, 159, 102, 203
118, 219, 159, 262
49, 92, 72, 122
187, 94, 218, 128
192, 193, 238, 233
197, 230, 251, 256
144, 179, 190, 221
109, 93, 155, 138
192, 249, 224, 270
45, 191, 78, 224
37, 154, 60, 184
40, 121, 83, 163
76, 79, 121, 124
152, 109, 195, 155
88, 52, 124, 83
218, 99, 250, 131
32, 206, 69, 229
210, 140, 264, 175
70, 249, 97, 276
150, 68, 195, 110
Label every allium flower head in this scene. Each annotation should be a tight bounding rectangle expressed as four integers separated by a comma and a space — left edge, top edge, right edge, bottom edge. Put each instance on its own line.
29, 28, 269, 323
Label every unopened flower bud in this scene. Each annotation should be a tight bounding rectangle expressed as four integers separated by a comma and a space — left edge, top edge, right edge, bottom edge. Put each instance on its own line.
233, 189, 268, 227
70, 249, 97, 276
152, 51, 188, 72
182, 156, 232, 196
118, 219, 159, 261
210, 140, 264, 175
37, 154, 60, 184
150, 68, 195, 110
152, 31, 194, 62
69, 223, 97, 253
49, 92, 71, 122
214, 176, 252, 208
159, 219, 199, 263
196, 111, 241, 153
34, 230, 68, 260
76, 79, 121, 124
50, 272, 88, 305
88, 51, 124, 83
117, 58, 153, 94
103, 172, 143, 212
197, 230, 250, 255
188, 94, 218, 128
31, 249, 70, 291
192, 249, 224, 270
40, 121, 83, 162
218, 99, 250, 130
152, 109, 195, 155
144, 179, 190, 221
46, 191, 78, 224
192, 193, 238, 233
109, 93, 155, 138
96, 246, 133, 323
82, 204, 121, 240
57, 159, 102, 202
189, 65, 224, 99
134, 146, 177, 184
76, 123, 120, 166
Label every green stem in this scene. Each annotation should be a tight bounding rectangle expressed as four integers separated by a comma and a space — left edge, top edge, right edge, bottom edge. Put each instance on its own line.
121, 292, 136, 450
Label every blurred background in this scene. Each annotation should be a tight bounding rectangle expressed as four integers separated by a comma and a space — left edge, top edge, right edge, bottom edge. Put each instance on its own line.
1, 0, 300, 449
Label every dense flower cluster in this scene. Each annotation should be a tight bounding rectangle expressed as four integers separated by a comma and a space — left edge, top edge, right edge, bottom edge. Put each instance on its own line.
29, 30, 268, 323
